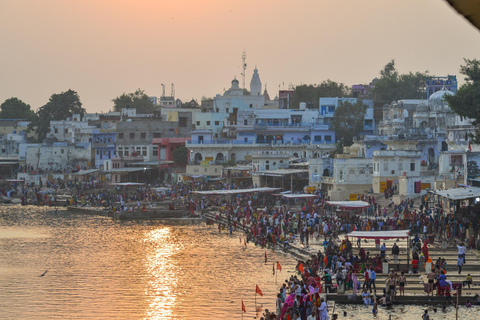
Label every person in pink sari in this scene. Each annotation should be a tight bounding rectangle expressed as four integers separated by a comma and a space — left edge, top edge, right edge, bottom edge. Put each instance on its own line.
352, 272, 358, 295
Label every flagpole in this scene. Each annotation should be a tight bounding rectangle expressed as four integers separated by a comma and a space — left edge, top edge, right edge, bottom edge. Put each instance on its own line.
255, 290, 256, 314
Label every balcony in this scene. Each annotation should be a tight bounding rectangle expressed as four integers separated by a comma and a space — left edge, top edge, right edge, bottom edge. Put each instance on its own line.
186, 139, 337, 146
253, 123, 313, 130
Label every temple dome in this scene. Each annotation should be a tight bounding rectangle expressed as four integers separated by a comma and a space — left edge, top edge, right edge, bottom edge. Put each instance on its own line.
428, 87, 454, 109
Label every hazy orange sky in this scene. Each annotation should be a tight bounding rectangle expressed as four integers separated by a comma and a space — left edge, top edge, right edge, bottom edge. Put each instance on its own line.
1, 0, 479, 113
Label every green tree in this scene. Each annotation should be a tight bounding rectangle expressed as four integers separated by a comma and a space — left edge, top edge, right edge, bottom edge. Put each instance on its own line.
331, 100, 368, 146
112, 89, 157, 113
172, 146, 188, 166
445, 59, 480, 140
291, 80, 352, 109
0, 98, 35, 120
371, 59, 428, 103
28, 89, 85, 142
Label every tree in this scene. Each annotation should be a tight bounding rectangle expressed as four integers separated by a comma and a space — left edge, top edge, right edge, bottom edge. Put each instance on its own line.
444, 59, 480, 140
172, 146, 188, 166
371, 59, 428, 103
291, 80, 352, 109
28, 89, 85, 142
331, 100, 367, 146
112, 89, 157, 114
0, 97, 35, 120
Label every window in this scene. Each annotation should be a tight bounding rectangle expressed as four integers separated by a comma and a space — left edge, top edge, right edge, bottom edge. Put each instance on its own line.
142, 147, 147, 156
64, 129, 68, 134
244, 137, 248, 142
324, 135, 332, 142
314, 135, 322, 142
226, 108, 229, 113
206, 121, 211, 125
61, 149, 64, 154
216, 108, 219, 113
54, 128, 58, 134
410, 162, 415, 171
214, 121, 220, 125
130, 132, 135, 139
118, 151, 123, 157
179, 117, 187, 127
153, 132, 161, 138
384, 162, 388, 171
244, 119, 248, 125
141, 132, 146, 139
153, 146, 158, 156
118, 133, 123, 139
398, 162, 403, 171
196, 121, 200, 126
328, 106, 335, 113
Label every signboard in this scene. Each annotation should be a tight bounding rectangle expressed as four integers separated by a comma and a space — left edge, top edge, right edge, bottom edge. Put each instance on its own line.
306, 187, 316, 194
200, 161, 210, 167
421, 183, 431, 190
380, 181, 387, 193
349, 194, 360, 201
205, 157, 213, 162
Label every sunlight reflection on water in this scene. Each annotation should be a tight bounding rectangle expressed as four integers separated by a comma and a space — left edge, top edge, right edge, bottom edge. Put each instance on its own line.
144, 227, 178, 320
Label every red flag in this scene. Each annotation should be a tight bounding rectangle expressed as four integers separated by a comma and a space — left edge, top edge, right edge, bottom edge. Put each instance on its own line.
298, 262, 304, 274
469, 139, 472, 151
242, 300, 246, 313
277, 261, 282, 271
256, 284, 263, 296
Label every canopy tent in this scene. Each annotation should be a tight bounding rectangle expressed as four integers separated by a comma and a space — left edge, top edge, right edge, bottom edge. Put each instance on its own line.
205, 177, 226, 181
281, 194, 318, 199
186, 174, 204, 179
152, 187, 170, 191
190, 187, 281, 195
346, 230, 410, 240
110, 182, 146, 186
326, 201, 370, 209
429, 187, 480, 201
72, 169, 100, 176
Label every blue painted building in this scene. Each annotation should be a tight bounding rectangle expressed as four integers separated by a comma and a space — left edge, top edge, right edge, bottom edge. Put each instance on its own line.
92, 129, 116, 169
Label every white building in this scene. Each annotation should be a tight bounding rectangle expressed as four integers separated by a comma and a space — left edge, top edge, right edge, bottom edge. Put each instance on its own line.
25, 142, 92, 171
48, 114, 97, 144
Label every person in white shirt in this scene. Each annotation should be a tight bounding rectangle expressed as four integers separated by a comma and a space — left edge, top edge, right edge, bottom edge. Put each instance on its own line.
307, 311, 316, 320
318, 298, 329, 320
457, 242, 466, 264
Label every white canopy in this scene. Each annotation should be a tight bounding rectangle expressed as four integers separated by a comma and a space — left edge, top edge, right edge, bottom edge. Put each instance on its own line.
326, 201, 370, 209
110, 182, 146, 186
346, 230, 410, 239
282, 194, 318, 199
190, 187, 281, 195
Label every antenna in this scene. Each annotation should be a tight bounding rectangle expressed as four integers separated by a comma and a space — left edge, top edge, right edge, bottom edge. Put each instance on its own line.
161, 84, 165, 97
171, 83, 175, 97
241, 50, 247, 89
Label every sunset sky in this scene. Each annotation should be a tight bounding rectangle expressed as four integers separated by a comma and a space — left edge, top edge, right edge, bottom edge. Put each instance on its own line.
1, 0, 479, 113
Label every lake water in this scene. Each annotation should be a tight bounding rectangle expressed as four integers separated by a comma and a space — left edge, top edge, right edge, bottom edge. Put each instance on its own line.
0, 206, 478, 319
